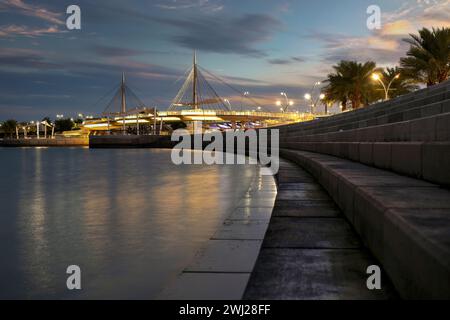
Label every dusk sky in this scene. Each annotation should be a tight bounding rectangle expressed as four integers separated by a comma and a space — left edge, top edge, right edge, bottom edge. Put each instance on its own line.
1, 0, 449, 120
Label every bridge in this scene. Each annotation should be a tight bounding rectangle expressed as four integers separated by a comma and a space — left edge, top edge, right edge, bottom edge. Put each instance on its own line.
82, 52, 310, 134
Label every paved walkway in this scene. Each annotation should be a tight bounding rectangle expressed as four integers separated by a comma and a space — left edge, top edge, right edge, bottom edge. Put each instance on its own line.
158, 166, 277, 300
244, 159, 397, 299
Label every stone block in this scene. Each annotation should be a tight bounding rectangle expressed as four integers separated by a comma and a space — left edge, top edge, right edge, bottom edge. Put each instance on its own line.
436, 113, 450, 141
391, 142, 423, 178
373, 143, 392, 170
359, 143, 373, 165
348, 142, 360, 161
410, 116, 437, 141
422, 142, 450, 186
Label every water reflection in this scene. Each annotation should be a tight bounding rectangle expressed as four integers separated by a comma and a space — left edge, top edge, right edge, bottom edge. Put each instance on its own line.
0, 148, 256, 299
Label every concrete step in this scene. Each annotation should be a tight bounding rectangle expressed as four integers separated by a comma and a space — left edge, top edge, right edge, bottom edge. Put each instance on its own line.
279, 80, 450, 136
280, 141, 450, 187
282, 111, 450, 143
279, 149, 450, 299
244, 159, 397, 300
281, 98, 450, 140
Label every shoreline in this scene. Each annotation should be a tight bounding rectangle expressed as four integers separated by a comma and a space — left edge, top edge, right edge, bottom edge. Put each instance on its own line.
158, 165, 277, 300
0, 137, 89, 147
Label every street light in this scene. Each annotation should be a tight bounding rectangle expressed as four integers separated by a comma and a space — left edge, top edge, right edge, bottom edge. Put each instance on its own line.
241, 91, 250, 111
304, 92, 325, 114
280, 92, 294, 112
224, 98, 232, 109
371, 73, 400, 100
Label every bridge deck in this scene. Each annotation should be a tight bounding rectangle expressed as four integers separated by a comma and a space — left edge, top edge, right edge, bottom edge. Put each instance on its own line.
244, 159, 397, 299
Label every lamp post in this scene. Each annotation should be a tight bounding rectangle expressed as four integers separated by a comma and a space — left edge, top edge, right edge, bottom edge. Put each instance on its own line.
371, 73, 400, 100
304, 92, 326, 114
279, 92, 294, 112
304, 81, 325, 114
224, 98, 232, 110
241, 91, 249, 112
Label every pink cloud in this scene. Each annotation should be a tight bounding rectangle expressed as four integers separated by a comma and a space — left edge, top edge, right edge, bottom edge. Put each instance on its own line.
0, 0, 64, 25
0, 24, 62, 37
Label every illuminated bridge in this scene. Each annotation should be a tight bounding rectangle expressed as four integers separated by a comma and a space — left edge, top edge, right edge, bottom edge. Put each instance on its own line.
83, 52, 312, 133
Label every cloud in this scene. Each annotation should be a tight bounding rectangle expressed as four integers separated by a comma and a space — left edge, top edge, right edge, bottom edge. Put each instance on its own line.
291, 56, 305, 62
0, 24, 62, 37
92, 45, 147, 57
154, 13, 281, 57
268, 56, 305, 65
380, 20, 416, 36
0, 47, 60, 69
384, 0, 450, 30
90, 45, 182, 58
267, 58, 292, 65
419, 0, 450, 28
308, 0, 450, 67
0, 45, 183, 83
154, 0, 224, 12
0, 0, 64, 25
309, 30, 408, 66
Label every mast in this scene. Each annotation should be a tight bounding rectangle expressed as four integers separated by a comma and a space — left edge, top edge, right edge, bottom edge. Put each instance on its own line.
121, 72, 126, 133
192, 51, 198, 110
121, 72, 126, 114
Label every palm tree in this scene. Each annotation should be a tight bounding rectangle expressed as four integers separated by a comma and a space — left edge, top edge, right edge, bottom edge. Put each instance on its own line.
323, 60, 380, 110
400, 27, 450, 86
2, 119, 18, 138
322, 80, 349, 111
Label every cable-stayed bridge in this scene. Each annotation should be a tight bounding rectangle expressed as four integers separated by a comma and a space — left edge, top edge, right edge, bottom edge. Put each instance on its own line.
83, 52, 311, 132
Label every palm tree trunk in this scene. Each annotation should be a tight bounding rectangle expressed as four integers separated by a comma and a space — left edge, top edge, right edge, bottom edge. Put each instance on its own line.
438, 70, 448, 83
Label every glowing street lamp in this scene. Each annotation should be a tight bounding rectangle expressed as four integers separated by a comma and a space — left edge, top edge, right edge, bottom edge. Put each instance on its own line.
304, 92, 325, 114
224, 98, 232, 109
372, 73, 400, 101
280, 92, 294, 112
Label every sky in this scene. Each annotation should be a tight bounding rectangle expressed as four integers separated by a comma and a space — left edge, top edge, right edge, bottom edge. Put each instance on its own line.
0, 0, 449, 120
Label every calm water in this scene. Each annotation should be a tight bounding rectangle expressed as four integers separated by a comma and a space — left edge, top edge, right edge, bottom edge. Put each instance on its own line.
0, 148, 257, 299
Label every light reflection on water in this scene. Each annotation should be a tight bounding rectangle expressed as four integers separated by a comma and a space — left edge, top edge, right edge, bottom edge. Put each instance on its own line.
0, 148, 257, 299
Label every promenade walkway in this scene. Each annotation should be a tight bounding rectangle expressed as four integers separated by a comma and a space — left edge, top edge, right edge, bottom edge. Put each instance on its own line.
244, 159, 397, 299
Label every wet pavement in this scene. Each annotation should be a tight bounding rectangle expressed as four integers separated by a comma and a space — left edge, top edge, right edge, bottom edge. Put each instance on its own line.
244, 159, 398, 300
